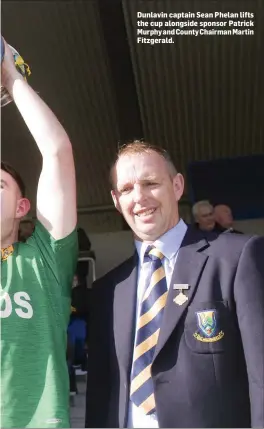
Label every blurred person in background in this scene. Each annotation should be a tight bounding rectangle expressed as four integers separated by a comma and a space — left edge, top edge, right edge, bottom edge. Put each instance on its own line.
192, 200, 224, 233
214, 204, 243, 234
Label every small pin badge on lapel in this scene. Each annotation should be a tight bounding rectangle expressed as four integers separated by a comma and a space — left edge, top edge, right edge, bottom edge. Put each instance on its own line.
173, 284, 190, 306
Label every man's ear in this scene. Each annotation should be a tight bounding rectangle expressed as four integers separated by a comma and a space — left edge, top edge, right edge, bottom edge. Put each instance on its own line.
111, 190, 121, 213
173, 173, 185, 201
16, 198, 31, 219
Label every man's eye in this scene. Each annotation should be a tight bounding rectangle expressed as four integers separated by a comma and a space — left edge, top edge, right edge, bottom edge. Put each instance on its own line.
120, 187, 131, 194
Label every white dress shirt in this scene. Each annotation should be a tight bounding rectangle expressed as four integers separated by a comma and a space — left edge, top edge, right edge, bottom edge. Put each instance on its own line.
127, 219, 188, 428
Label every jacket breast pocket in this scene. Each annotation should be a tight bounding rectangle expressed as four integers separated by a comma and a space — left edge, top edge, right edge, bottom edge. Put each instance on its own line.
184, 301, 232, 354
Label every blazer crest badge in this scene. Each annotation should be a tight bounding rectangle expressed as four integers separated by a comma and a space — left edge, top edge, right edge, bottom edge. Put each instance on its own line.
193, 309, 224, 342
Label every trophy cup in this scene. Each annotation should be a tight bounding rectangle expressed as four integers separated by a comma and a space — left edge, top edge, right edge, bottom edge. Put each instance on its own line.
1, 36, 31, 107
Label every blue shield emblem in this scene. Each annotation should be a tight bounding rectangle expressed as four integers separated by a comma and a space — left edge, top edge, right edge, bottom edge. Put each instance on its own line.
196, 310, 217, 338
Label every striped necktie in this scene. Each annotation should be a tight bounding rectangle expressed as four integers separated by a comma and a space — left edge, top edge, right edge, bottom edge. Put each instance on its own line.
130, 245, 168, 415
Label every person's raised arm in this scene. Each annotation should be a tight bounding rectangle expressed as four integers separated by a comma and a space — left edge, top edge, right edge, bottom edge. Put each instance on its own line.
1, 39, 77, 239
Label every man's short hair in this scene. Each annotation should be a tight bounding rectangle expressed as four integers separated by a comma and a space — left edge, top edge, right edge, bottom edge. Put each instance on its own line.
1, 161, 26, 197
192, 200, 213, 219
110, 140, 178, 187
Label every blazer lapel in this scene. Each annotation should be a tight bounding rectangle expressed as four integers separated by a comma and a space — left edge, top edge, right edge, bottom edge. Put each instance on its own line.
113, 252, 138, 373
154, 227, 210, 360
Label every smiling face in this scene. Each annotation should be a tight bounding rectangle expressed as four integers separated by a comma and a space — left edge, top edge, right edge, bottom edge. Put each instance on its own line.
1, 169, 30, 248
111, 151, 184, 243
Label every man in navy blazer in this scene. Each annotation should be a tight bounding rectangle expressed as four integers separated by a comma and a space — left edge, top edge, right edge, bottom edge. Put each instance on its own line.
85, 141, 264, 428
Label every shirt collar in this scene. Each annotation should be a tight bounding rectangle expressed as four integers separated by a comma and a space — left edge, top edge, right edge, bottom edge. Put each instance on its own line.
135, 219, 187, 265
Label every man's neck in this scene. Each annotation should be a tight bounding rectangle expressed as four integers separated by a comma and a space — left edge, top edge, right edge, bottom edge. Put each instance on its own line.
1, 235, 18, 249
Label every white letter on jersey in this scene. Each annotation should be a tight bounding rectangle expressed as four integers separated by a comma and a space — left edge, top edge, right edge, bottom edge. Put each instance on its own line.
0, 292, 12, 318
14, 292, 33, 319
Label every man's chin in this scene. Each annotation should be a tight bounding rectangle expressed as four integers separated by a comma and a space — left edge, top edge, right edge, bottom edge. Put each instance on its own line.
134, 226, 160, 243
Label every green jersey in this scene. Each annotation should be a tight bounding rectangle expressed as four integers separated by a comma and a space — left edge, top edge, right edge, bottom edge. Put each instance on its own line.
1, 221, 78, 428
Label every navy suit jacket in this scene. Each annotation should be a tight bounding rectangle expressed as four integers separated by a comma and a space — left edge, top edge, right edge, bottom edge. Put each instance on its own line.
85, 227, 264, 428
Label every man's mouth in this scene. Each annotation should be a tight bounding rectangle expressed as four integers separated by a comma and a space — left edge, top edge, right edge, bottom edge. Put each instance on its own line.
135, 208, 156, 217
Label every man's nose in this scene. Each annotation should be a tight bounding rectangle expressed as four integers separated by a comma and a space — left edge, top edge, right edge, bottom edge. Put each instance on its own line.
133, 184, 145, 203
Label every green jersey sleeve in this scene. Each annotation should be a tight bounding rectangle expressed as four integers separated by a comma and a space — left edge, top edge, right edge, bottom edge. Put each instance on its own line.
26, 220, 78, 297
